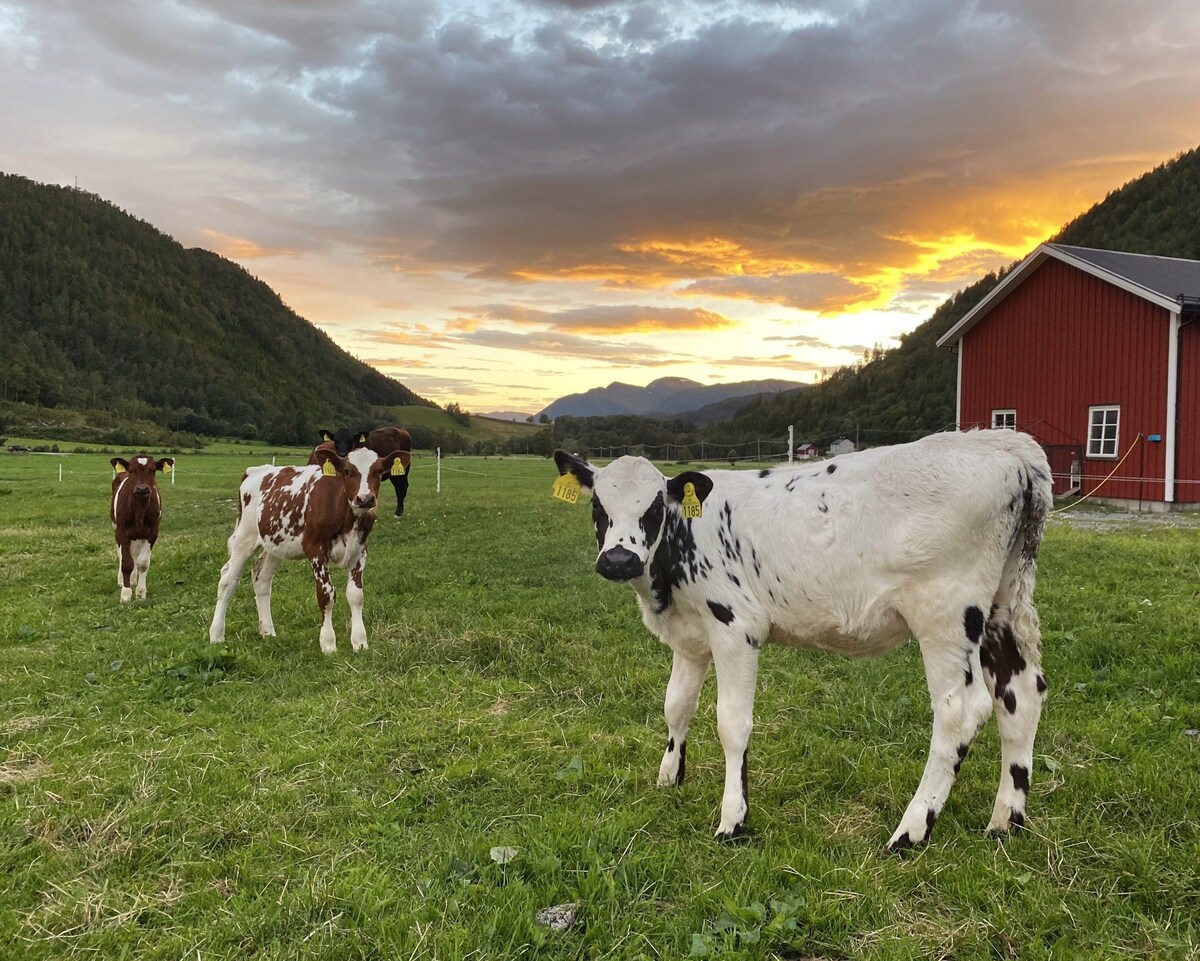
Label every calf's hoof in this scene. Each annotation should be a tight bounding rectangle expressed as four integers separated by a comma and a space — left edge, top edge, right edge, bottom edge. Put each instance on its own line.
120, 588, 133, 603
714, 821, 749, 843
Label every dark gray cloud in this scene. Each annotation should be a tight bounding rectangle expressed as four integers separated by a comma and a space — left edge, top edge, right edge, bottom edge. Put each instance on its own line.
2, 0, 1199, 406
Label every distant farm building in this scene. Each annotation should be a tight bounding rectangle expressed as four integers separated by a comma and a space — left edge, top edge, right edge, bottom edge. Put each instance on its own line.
795, 442, 818, 459
829, 438, 856, 456
938, 244, 1200, 509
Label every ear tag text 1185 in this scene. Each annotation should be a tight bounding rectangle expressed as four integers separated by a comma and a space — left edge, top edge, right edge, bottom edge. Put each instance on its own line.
681, 481, 703, 519
552, 473, 581, 504
322, 461, 338, 477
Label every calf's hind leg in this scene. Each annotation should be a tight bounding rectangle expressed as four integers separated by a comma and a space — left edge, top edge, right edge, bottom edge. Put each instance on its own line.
981, 604, 1046, 834
887, 602, 994, 851
252, 552, 283, 636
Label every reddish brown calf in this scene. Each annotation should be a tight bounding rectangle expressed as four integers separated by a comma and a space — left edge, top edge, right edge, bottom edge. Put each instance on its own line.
110, 454, 174, 602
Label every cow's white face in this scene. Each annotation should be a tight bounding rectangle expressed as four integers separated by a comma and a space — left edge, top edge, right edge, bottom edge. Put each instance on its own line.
587, 456, 668, 581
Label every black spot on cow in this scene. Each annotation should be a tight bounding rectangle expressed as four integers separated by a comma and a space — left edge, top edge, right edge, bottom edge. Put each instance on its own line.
964, 605, 985, 644
954, 743, 970, 775
889, 832, 914, 852
707, 600, 735, 625
591, 497, 610, 553
758, 468, 772, 479
1036, 673, 1047, 694
638, 491, 665, 548
740, 749, 749, 808
1009, 810, 1026, 833
981, 619, 1027, 714
726, 572, 741, 587
744, 633, 761, 649
786, 477, 800, 492
817, 493, 828, 514
826, 463, 837, 474
676, 740, 687, 785
667, 737, 675, 752
926, 808, 938, 833
649, 507, 700, 614
1010, 763, 1030, 793
964, 668, 974, 686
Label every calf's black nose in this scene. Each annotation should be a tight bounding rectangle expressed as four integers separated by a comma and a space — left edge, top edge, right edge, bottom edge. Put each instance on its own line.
596, 545, 644, 581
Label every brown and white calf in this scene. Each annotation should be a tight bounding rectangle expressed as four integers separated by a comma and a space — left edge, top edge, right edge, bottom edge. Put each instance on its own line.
209, 446, 399, 652
110, 454, 174, 602
554, 430, 1052, 849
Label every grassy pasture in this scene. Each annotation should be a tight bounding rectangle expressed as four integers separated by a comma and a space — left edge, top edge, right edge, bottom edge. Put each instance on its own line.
0, 449, 1197, 960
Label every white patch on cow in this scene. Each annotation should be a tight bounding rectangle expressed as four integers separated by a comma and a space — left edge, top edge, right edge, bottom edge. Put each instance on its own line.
111, 476, 128, 525
347, 446, 381, 508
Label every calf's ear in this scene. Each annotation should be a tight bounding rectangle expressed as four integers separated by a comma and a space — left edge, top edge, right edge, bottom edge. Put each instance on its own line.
314, 447, 345, 476
319, 429, 335, 443
355, 431, 369, 448
379, 451, 401, 479
553, 450, 594, 490
666, 471, 714, 505
156, 458, 175, 473
111, 457, 129, 473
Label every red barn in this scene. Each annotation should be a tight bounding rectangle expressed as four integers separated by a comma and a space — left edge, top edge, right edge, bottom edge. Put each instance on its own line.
938, 244, 1200, 510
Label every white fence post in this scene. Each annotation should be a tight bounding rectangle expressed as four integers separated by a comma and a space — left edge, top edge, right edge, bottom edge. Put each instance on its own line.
437, 447, 442, 494
788, 425, 794, 463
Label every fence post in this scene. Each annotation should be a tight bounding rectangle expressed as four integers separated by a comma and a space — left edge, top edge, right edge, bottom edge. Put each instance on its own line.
437, 447, 442, 494
788, 425, 794, 463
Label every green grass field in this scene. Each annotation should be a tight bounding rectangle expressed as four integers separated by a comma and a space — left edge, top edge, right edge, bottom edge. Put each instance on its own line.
1, 449, 1197, 960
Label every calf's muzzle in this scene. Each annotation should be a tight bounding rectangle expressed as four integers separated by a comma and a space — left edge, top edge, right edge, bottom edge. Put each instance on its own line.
596, 545, 644, 581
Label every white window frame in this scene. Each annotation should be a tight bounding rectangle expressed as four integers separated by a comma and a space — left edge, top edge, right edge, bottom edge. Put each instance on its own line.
991, 409, 1017, 430
1087, 405, 1120, 459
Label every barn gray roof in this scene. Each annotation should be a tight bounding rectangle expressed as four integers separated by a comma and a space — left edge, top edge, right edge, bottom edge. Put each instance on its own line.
937, 244, 1200, 347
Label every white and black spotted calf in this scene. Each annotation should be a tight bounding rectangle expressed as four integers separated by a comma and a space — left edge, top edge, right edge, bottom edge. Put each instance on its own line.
554, 429, 1052, 849
209, 446, 400, 653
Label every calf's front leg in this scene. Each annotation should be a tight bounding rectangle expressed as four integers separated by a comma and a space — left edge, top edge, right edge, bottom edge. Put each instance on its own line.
346, 553, 369, 651
712, 639, 760, 840
658, 649, 711, 787
310, 555, 338, 654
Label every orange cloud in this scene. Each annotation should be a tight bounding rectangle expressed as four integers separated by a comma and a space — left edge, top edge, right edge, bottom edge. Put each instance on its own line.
198, 228, 301, 260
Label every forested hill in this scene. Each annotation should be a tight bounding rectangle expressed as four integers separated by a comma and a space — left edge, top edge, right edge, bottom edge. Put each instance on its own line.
0, 173, 432, 444
729, 145, 1200, 448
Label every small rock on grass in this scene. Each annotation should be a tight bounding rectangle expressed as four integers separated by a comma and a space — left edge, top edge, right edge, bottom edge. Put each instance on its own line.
535, 902, 579, 932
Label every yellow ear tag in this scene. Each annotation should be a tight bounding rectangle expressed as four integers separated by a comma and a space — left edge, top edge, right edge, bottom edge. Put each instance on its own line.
681, 481, 703, 519
322, 461, 338, 477
163, 463, 172, 474
114, 464, 126, 474
394, 460, 407, 475
552, 473, 581, 504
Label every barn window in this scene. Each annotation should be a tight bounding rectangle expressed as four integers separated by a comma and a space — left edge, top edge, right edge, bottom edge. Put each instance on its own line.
1087, 406, 1120, 459
991, 409, 1016, 430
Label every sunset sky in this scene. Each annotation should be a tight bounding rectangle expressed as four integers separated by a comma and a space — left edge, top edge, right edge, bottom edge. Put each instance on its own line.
2, 1, 1199, 413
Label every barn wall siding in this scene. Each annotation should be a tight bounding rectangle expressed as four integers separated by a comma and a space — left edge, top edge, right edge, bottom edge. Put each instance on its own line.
960, 258, 1175, 503
1175, 322, 1200, 502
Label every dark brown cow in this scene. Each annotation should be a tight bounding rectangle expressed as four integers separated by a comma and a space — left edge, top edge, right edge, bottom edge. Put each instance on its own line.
110, 454, 174, 602
209, 445, 400, 652
314, 427, 412, 515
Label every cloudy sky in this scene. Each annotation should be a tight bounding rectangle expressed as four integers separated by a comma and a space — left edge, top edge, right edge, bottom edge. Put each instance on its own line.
3, 0, 1199, 413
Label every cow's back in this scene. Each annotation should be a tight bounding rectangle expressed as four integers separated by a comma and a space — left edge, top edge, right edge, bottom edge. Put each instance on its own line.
368, 427, 412, 474
658, 431, 1048, 650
